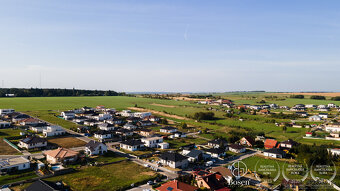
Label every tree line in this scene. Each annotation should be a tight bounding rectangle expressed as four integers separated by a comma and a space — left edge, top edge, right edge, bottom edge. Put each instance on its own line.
0, 88, 124, 97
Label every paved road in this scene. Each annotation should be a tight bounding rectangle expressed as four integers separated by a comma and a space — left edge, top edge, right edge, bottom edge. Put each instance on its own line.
127, 184, 152, 191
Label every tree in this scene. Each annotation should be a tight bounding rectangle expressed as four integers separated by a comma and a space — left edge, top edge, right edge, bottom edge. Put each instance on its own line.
282, 126, 287, 133
180, 122, 188, 129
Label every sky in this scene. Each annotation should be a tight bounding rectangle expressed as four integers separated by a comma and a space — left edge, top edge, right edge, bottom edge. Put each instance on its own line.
0, 0, 340, 92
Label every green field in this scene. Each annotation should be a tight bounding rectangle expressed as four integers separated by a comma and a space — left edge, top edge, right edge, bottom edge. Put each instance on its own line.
44, 161, 157, 191
0, 171, 38, 186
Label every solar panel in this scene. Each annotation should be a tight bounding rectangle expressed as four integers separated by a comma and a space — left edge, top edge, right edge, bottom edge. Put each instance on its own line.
167, 187, 173, 191
0, 160, 9, 167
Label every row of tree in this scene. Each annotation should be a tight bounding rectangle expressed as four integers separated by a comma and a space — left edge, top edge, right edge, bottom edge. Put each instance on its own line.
0, 88, 124, 97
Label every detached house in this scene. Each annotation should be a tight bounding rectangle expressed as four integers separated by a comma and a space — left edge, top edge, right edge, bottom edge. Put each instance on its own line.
85, 140, 107, 155
18, 136, 47, 149
263, 148, 286, 158
205, 148, 226, 158
120, 140, 145, 151
279, 139, 298, 149
229, 144, 246, 153
159, 152, 188, 169
94, 130, 114, 141
0, 157, 30, 172
20, 118, 40, 126
193, 170, 230, 191
264, 139, 279, 149
44, 147, 79, 164
160, 126, 178, 134
156, 180, 198, 191
61, 111, 75, 120
208, 139, 228, 148
98, 123, 116, 131
239, 136, 255, 147
141, 136, 164, 148
0, 120, 11, 128
43, 126, 66, 137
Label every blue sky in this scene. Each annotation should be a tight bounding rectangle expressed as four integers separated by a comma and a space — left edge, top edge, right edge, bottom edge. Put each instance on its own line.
0, 0, 339, 92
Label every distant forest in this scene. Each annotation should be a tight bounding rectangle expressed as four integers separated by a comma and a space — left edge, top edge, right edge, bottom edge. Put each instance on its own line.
0, 88, 124, 97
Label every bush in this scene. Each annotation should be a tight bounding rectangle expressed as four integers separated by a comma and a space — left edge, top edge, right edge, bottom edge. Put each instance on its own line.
193, 112, 215, 120
290, 95, 304, 99
310, 95, 326, 100
331, 96, 340, 101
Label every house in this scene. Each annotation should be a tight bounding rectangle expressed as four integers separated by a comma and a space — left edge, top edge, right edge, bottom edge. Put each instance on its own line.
105, 118, 123, 125
239, 136, 255, 147
328, 103, 337, 108
137, 120, 153, 127
98, 123, 116, 131
119, 110, 134, 117
0, 157, 30, 172
19, 118, 40, 126
18, 136, 47, 149
126, 116, 140, 123
264, 139, 279, 149
115, 128, 134, 137
123, 122, 138, 130
0, 120, 11, 128
325, 123, 340, 133
229, 144, 246, 153
208, 139, 228, 148
210, 166, 233, 184
0, 109, 15, 115
138, 128, 154, 137
160, 126, 178, 133
12, 114, 31, 123
263, 148, 286, 158
44, 147, 79, 164
255, 135, 265, 142
259, 109, 270, 115
319, 113, 329, 119
120, 140, 145, 151
134, 112, 152, 118
280, 139, 298, 149
76, 126, 90, 133
85, 140, 107, 155
305, 132, 313, 137
96, 105, 106, 111
170, 131, 187, 138
61, 111, 75, 120
72, 116, 87, 124
306, 104, 317, 109
309, 115, 322, 121
193, 170, 230, 191
158, 142, 170, 149
43, 126, 66, 137
295, 112, 308, 117
30, 125, 47, 133
183, 150, 205, 162
328, 148, 340, 156
159, 152, 188, 169
94, 130, 114, 141
93, 113, 112, 121
319, 107, 330, 112
148, 115, 160, 122
141, 136, 164, 148
205, 148, 226, 158
156, 180, 198, 191
24, 179, 67, 191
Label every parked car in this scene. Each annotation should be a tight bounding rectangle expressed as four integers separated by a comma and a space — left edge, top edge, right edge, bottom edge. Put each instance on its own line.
147, 181, 154, 185
205, 161, 213, 166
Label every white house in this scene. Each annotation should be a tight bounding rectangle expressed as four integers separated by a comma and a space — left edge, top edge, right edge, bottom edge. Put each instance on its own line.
160, 126, 178, 134
93, 113, 112, 121
158, 142, 170, 149
120, 140, 145, 151
0, 109, 15, 115
319, 113, 328, 119
98, 123, 116, 131
325, 124, 340, 133
263, 148, 286, 158
159, 152, 188, 169
61, 111, 75, 120
94, 130, 113, 141
309, 115, 322, 121
134, 112, 152, 118
0, 121, 11, 128
328, 148, 340, 156
44, 148, 79, 164
328, 103, 337, 108
141, 136, 164, 148
123, 123, 137, 130
229, 144, 246, 153
120, 110, 134, 117
43, 126, 66, 137
18, 136, 47, 149
306, 104, 316, 108
0, 157, 30, 172
85, 140, 107, 155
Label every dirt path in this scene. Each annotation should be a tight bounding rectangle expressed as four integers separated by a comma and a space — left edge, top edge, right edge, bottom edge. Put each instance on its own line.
150, 103, 177, 108
127, 107, 190, 120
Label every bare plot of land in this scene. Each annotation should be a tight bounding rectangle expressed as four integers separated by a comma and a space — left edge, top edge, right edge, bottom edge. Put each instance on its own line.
276, 92, 340, 97
150, 103, 177, 108
47, 137, 86, 148
0, 138, 19, 155
128, 107, 190, 120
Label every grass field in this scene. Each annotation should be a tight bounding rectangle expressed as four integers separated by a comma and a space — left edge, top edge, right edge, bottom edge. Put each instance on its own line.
45, 161, 157, 191
0, 171, 38, 186
47, 137, 87, 148
0, 128, 23, 155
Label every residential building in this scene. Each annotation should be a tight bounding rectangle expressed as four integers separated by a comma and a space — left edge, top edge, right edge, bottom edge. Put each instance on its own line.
123, 122, 137, 130
309, 115, 322, 121
239, 136, 255, 147
134, 112, 152, 118
193, 170, 230, 191
229, 144, 246, 153
295, 112, 308, 117
61, 111, 75, 120
0, 120, 11, 128
0, 157, 30, 172
156, 180, 198, 191
43, 126, 66, 137
19, 118, 40, 126
138, 128, 154, 137
141, 136, 164, 148
160, 126, 178, 133
319, 113, 329, 119
24, 179, 68, 191
325, 123, 340, 133
98, 123, 116, 131
263, 148, 286, 158
328, 148, 340, 156
44, 147, 79, 164
120, 140, 145, 151
85, 140, 107, 155
159, 152, 188, 169
208, 139, 228, 148
94, 130, 113, 141
183, 150, 205, 162
209, 166, 233, 184
205, 148, 226, 158
264, 139, 279, 149
0, 109, 15, 115
280, 139, 298, 149
18, 136, 47, 149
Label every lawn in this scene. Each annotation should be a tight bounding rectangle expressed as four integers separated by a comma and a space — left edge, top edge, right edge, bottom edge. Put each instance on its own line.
47, 137, 87, 148
89, 151, 126, 164
0, 128, 23, 155
44, 161, 157, 191
0, 171, 38, 186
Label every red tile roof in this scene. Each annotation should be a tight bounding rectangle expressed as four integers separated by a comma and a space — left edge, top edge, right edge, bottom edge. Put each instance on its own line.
156, 180, 198, 191
264, 139, 278, 149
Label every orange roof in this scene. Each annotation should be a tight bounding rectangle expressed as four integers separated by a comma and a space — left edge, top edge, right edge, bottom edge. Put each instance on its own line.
156, 180, 198, 191
264, 139, 278, 148
21, 118, 39, 123
44, 147, 78, 159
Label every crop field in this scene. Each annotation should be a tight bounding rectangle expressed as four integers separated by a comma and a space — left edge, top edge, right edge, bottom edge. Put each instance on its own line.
0, 94, 339, 146
47, 137, 87, 148
44, 161, 157, 191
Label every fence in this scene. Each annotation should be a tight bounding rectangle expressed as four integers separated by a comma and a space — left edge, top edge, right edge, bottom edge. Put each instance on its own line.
3, 138, 21, 152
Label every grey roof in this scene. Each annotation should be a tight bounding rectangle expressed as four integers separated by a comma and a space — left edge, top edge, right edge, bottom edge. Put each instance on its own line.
25, 179, 66, 191
160, 152, 188, 162
186, 150, 203, 158
161, 126, 177, 130
121, 139, 144, 146
264, 148, 286, 155
86, 140, 104, 151
21, 136, 46, 144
